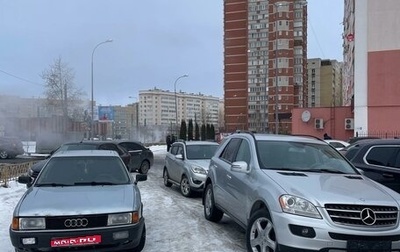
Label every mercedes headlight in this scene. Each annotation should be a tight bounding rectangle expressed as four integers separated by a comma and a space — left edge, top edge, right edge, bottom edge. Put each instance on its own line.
279, 195, 322, 219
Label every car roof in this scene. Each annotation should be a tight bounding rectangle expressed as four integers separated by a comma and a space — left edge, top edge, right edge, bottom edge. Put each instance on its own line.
51, 149, 119, 157
234, 133, 327, 145
173, 140, 219, 146
353, 138, 400, 146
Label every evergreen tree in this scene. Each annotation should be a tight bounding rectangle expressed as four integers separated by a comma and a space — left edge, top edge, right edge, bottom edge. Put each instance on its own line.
206, 124, 211, 140
195, 123, 200, 140
179, 120, 187, 140
201, 124, 206, 141
188, 119, 193, 141
210, 124, 215, 141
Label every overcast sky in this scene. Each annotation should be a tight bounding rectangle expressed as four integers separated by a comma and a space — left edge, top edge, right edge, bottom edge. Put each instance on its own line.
1, 0, 343, 106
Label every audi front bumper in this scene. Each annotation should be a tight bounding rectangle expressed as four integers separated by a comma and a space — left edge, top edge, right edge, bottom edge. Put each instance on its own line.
9, 218, 145, 252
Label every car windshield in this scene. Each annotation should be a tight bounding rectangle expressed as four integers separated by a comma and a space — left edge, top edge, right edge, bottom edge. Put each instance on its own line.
257, 140, 357, 174
35, 156, 130, 186
186, 145, 218, 160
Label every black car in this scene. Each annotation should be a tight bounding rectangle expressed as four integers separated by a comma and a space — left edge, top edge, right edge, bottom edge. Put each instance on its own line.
344, 139, 400, 193
117, 140, 154, 174
27, 141, 131, 183
0, 136, 24, 159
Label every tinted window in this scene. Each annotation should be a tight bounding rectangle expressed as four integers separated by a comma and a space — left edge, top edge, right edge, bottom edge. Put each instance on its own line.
365, 146, 399, 167
220, 138, 241, 163
186, 145, 218, 159
100, 143, 122, 155
120, 142, 142, 151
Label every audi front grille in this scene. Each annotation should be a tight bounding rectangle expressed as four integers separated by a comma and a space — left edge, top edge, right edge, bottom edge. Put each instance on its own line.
325, 204, 398, 227
46, 214, 108, 230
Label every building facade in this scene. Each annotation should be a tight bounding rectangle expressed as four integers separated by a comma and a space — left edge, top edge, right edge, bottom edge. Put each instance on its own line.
224, 0, 308, 133
307, 58, 343, 108
343, 0, 400, 137
138, 88, 221, 131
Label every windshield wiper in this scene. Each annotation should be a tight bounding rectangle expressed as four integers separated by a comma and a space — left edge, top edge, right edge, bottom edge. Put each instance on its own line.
302, 168, 346, 174
36, 183, 73, 187
74, 181, 117, 186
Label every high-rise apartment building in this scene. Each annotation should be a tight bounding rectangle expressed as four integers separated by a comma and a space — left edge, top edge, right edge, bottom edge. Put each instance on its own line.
307, 59, 343, 108
138, 88, 220, 129
224, 0, 307, 133
343, 0, 400, 135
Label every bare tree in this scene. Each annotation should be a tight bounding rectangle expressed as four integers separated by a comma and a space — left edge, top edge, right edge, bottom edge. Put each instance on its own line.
41, 56, 85, 119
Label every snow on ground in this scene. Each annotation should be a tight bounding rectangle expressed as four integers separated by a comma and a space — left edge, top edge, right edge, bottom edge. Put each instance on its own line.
0, 145, 246, 251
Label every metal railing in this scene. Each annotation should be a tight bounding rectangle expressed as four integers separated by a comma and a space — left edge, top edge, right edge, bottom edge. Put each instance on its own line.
0, 161, 38, 188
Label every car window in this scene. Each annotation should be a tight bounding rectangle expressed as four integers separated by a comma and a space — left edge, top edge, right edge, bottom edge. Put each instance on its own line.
100, 143, 122, 155
234, 140, 251, 165
120, 142, 142, 151
186, 145, 218, 159
257, 140, 356, 173
365, 146, 399, 167
220, 138, 241, 163
395, 151, 400, 168
36, 156, 130, 185
329, 142, 345, 148
170, 145, 179, 155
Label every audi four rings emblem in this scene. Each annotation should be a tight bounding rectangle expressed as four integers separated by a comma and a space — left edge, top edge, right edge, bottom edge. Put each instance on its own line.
360, 208, 376, 226
64, 218, 89, 228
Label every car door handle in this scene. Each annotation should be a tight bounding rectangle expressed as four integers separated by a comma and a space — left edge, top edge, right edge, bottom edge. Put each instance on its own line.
226, 174, 231, 180
382, 173, 394, 178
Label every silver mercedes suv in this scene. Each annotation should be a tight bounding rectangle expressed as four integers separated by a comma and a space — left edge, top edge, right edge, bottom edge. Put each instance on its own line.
203, 132, 400, 252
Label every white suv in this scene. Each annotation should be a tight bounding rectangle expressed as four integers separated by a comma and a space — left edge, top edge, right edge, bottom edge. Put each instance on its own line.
203, 132, 400, 251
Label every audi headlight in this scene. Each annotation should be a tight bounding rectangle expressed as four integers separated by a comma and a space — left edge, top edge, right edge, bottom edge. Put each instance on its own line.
190, 165, 207, 175
13, 217, 46, 230
279, 195, 322, 219
108, 212, 136, 226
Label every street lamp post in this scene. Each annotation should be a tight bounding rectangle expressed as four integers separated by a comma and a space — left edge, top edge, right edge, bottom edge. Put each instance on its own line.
90, 39, 113, 140
174, 74, 189, 135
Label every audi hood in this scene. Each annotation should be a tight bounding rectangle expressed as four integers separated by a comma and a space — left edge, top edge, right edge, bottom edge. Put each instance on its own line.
13, 185, 142, 216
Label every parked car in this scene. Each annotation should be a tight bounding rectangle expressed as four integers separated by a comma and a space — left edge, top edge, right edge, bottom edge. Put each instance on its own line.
117, 140, 154, 174
10, 150, 147, 252
27, 141, 131, 184
344, 138, 400, 193
324, 139, 350, 151
0, 136, 24, 159
203, 132, 400, 251
348, 136, 380, 144
163, 140, 219, 197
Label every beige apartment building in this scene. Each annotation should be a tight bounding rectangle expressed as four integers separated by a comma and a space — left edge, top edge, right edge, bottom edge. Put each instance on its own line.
307, 58, 343, 108
138, 88, 221, 130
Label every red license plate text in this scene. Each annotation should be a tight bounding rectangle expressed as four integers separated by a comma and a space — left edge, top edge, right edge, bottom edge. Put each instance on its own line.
51, 235, 101, 247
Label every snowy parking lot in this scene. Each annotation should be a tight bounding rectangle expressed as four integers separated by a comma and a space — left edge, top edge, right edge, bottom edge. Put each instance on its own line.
0, 146, 246, 252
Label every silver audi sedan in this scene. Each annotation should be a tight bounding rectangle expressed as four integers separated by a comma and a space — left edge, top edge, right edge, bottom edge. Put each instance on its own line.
10, 150, 147, 252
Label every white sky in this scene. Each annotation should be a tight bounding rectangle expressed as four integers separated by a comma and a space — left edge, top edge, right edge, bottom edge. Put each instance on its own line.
1, 0, 343, 105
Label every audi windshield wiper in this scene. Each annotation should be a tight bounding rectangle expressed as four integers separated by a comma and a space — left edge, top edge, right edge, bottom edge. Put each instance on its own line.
74, 181, 118, 186
36, 183, 73, 187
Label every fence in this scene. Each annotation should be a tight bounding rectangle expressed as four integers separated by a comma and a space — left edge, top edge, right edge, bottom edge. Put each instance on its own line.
355, 131, 400, 139
0, 161, 38, 188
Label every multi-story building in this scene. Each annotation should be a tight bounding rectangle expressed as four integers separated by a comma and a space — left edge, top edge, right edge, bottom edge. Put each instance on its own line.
307, 58, 343, 108
224, 0, 307, 134
343, 0, 400, 136
138, 88, 220, 130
